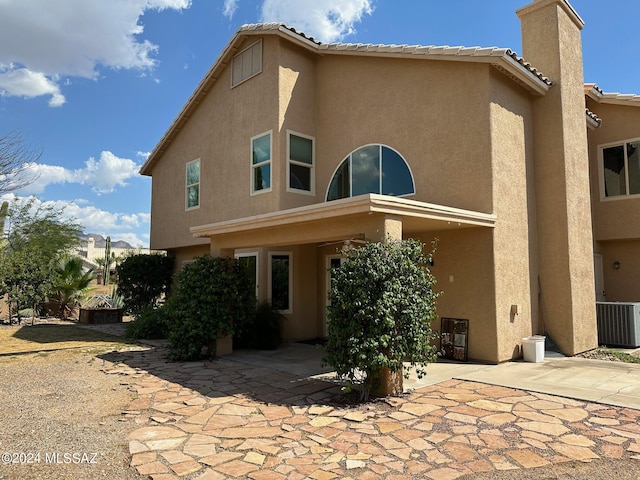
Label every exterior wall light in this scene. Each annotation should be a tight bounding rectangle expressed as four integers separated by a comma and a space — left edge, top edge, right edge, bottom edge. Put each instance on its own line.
613, 261, 621, 270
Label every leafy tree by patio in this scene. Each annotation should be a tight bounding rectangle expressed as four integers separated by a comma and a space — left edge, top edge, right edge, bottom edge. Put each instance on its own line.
165, 255, 255, 361
117, 253, 174, 316
323, 238, 439, 400
0, 197, 83, 323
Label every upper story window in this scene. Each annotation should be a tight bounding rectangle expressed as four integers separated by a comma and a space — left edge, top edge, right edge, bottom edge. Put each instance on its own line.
601, 139, 640, 198
232, 40, 262, 87
287, 131, 314, 194
251, 131, 272, 194
326, 144, 415, 201
186, 159, 200, 210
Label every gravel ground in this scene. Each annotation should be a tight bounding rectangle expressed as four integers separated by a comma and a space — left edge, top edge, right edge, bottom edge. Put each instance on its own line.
0, 348, 143, 480
0, 335, 639, 480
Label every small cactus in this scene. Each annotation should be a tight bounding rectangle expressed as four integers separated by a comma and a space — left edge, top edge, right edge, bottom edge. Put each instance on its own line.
0, 201, 8, 235
104, 236, 112, 285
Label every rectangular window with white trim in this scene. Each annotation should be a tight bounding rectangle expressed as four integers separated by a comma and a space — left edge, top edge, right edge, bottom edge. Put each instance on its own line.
251, 131, 272, 194
601, 139, 640, 198
287, 131, 314, 194
186, 159, 200, 210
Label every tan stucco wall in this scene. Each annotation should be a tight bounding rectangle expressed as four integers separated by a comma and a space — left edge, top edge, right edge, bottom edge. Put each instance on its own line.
519, 0, 597, 355
489, 69, 540, 361
421, 228, 498, 363
587, 100, 640, 241
168, 244, 210, 273
149, 36, 282, 251
314, 55, 494, 213
596, 240, 640, 302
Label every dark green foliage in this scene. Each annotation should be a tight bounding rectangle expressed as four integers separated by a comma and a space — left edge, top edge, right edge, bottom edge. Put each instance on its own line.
0, 197, 83, 322
322, 238, 439, 400
166, 255, 255, 361
116, 254, 174, 315
235, 300, 283, 350
125, 306, 171, 340
50, 256, 96, 319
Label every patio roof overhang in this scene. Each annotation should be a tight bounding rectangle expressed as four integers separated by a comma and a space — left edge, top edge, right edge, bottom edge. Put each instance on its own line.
191, 194, 496, 249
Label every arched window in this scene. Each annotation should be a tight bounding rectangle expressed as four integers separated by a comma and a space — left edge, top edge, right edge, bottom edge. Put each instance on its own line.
326, 145, 415, 201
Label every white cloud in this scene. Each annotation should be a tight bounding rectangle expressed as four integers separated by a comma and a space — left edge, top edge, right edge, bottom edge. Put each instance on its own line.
0, 194, 150, 247
15, 151, 142, 195
75, 151, 141, 194
223, 0, 239, 19
260, 0, 373, 42
0, 0, 191, 106
0, 65, 66, 106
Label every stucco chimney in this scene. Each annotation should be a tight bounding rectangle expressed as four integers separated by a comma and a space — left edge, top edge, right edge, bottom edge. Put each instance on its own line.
516, 0, 597, 355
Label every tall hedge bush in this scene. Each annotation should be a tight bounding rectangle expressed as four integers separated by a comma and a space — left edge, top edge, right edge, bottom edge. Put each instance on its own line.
323, 238, 439, 400
116, 254, 174, 315
166, 255, 255, 361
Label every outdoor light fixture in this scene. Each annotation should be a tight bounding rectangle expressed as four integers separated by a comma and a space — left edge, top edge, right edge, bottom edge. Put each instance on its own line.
613, 261, 621, 270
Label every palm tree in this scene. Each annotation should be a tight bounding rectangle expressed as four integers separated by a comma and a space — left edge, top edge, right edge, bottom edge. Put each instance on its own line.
50, 257, 96, 319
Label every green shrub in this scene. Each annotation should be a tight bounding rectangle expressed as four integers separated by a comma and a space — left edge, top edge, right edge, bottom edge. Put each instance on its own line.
125, 306, 171, 340
166, 255, 255, 361
322, 238, 439, 400
117, 254, 174, 315
235, 300, 283, 350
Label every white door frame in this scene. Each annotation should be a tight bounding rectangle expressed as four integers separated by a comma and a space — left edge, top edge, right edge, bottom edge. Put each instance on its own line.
324, 254, 346, 336
594, 253, 605, 301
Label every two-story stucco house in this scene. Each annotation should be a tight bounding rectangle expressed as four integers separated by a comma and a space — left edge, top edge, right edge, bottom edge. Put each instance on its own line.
141, 0, 640, 364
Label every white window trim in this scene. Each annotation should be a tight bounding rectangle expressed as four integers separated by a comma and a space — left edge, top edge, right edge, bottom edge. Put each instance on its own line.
268, 251, 292, 314
286, 130, 315, 196
250, 130, 273, 196
185, 158, 201, 211
598, 136, 640, 201
231, 40, 263, 88
235, 251, 259, 299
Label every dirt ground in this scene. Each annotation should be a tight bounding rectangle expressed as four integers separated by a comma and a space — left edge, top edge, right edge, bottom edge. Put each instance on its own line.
0, 348, 143, 480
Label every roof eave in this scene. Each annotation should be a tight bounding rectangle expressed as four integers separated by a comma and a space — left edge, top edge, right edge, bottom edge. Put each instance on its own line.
191, 194, 497, 238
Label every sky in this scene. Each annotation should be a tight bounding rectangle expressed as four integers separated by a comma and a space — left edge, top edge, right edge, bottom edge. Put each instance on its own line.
0, 0, 638, 248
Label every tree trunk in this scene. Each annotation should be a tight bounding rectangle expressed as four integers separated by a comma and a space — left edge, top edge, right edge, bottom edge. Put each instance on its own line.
371, 366, 403, 397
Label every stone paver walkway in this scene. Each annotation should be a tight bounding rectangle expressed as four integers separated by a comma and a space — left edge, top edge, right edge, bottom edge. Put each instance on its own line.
100, 345, 640, 480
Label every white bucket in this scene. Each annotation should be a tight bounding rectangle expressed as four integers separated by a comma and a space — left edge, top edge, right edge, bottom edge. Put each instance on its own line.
522, 335, 545, 363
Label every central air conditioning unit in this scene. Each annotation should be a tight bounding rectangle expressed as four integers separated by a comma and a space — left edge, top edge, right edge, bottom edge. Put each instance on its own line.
596, 302, 640, 348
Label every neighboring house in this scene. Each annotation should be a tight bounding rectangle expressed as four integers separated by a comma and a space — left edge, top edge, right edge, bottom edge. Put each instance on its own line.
76, 237, 151, 277
141, 0, 635, 363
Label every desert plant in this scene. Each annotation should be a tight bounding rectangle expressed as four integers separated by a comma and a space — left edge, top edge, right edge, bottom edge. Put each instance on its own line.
50, 256, 96, 319
323, 238, 439, 400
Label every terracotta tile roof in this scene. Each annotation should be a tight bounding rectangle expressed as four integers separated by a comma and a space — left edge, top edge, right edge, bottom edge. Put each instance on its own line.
585, 83, 640, 106
586, 107, 601, 128
239, 23, 552, 87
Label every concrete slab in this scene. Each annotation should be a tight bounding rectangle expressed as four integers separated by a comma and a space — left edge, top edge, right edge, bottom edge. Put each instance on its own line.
227, 343, 640, 410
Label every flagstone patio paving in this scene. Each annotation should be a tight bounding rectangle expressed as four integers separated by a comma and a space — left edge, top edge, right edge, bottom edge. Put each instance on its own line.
97, 343, 640, 480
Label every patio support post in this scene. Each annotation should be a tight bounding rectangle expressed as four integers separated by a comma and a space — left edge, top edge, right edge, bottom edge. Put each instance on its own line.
209, 242, 234, 356
374, 214, 405, 397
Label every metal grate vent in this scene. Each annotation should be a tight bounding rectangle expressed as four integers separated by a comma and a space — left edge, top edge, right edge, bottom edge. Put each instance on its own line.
596, 302, 640, 348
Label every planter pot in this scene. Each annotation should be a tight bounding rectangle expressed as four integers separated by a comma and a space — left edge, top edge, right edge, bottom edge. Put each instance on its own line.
79, 308, 124, 324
